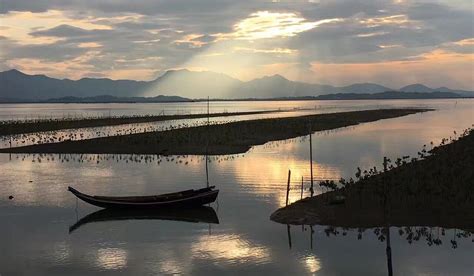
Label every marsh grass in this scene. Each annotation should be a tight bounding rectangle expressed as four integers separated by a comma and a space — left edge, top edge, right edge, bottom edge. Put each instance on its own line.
0, 108, 430, 155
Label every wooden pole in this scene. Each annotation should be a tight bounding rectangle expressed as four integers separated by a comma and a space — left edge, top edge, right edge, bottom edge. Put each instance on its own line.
301, 176, 304, 200
205, 155, 209, 188
286, 169, 291, 206
309, 124, 314, 197
205, 96, 210, 188
287, 224, 292, 249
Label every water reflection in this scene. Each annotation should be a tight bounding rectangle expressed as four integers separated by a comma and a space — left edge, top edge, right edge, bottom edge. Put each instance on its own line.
157, 259, 184, 274
0, 99, 443, 121
191, 234, 271, 265
51, 241, 71, 265
302, 254, 321, 274
69, 206, 219, 233
96, 247, 128, 270
285, 223, 472, 276
1, 99, 473, 275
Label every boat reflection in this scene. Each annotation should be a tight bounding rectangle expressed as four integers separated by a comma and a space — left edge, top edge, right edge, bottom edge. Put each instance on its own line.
69, 206, 219, 233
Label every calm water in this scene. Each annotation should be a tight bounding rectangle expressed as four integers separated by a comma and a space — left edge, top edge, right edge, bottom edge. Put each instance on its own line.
0, 100, 435, 121
1, 99, 473, 275
0, 99, 442, 149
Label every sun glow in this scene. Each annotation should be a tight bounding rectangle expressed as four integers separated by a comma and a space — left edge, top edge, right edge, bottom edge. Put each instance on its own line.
191, 234, 271, 264
221, 11, 342, 40
359, 14, 413, 28
454, 38, 474, 46
145, 11, 339, 96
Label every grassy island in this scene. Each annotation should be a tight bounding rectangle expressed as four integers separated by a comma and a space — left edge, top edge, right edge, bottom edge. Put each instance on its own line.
0, 109, 290, 136
0, 109, 430, 155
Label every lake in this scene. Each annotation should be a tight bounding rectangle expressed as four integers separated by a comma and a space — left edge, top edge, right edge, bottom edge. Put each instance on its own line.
0, 99, 473, 275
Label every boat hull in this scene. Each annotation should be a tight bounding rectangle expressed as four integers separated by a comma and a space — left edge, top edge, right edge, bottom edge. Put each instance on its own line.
68, 186, 219, 209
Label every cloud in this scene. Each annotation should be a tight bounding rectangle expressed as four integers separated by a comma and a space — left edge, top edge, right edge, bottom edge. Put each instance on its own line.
219, 11, 342, 40
0, 0, 472, 89
309, 49, 474, 90
234, 47, 297, 54
359, 14, 413, 27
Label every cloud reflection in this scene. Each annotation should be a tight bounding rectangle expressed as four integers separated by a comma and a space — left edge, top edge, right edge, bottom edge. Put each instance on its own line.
96, 248, 128, 270
214, 141, 341, 207
302, 254, 321, 274
191, 234, 270, 265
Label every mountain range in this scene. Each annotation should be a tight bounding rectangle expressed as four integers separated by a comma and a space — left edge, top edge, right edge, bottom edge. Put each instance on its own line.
1, 69, 473, 101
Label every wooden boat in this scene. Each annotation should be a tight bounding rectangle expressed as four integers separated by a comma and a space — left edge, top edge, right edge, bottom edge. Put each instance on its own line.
69, 206, 219, 233
68, 186, 219, 209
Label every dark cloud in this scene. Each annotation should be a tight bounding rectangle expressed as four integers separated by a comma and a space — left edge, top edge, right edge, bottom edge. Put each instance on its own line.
0, 0, 51, 13
30, 24, 96, 37
114, 21, 169, 30
6, 42, 88, 61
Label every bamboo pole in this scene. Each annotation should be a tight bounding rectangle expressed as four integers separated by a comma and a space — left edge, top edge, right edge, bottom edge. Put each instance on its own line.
309, 124, 314, 197
286, 169, 291, 206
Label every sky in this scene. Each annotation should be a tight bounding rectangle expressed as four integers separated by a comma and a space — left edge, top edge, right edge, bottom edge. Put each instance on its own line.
0, 0, 473, 90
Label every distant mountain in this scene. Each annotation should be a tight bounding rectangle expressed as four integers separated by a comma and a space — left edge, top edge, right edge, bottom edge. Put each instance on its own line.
314, 91, 464, 100
399, 84, 474, 97
0, 91, 467, 103
400, 84, 435, 93
1, 69, 472, 100
239, 76, 391, 98
0, 69, 148, 100
341, 83, 393, 94
220, 91, 464, 101
150, 69, 242, 99
239, 75, 328, 98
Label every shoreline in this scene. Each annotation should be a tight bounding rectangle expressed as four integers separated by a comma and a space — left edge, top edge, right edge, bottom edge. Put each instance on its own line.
1, 96, 472, 104
270, 127, 474, 230
0, 108, 430, 155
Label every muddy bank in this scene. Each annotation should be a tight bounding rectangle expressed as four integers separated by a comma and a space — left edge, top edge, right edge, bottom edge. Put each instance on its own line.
0, 109, 430, 155
271, 127, 474, 229
0, 109, 289, 136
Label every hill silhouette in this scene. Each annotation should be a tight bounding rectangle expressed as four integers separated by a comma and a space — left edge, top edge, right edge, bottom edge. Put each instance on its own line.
1, 69, 473, 101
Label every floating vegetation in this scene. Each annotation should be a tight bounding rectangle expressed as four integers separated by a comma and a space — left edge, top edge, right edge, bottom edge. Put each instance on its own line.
0, 119, 215, 148
0, 109, 296, 136
8, 152, 246, 166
